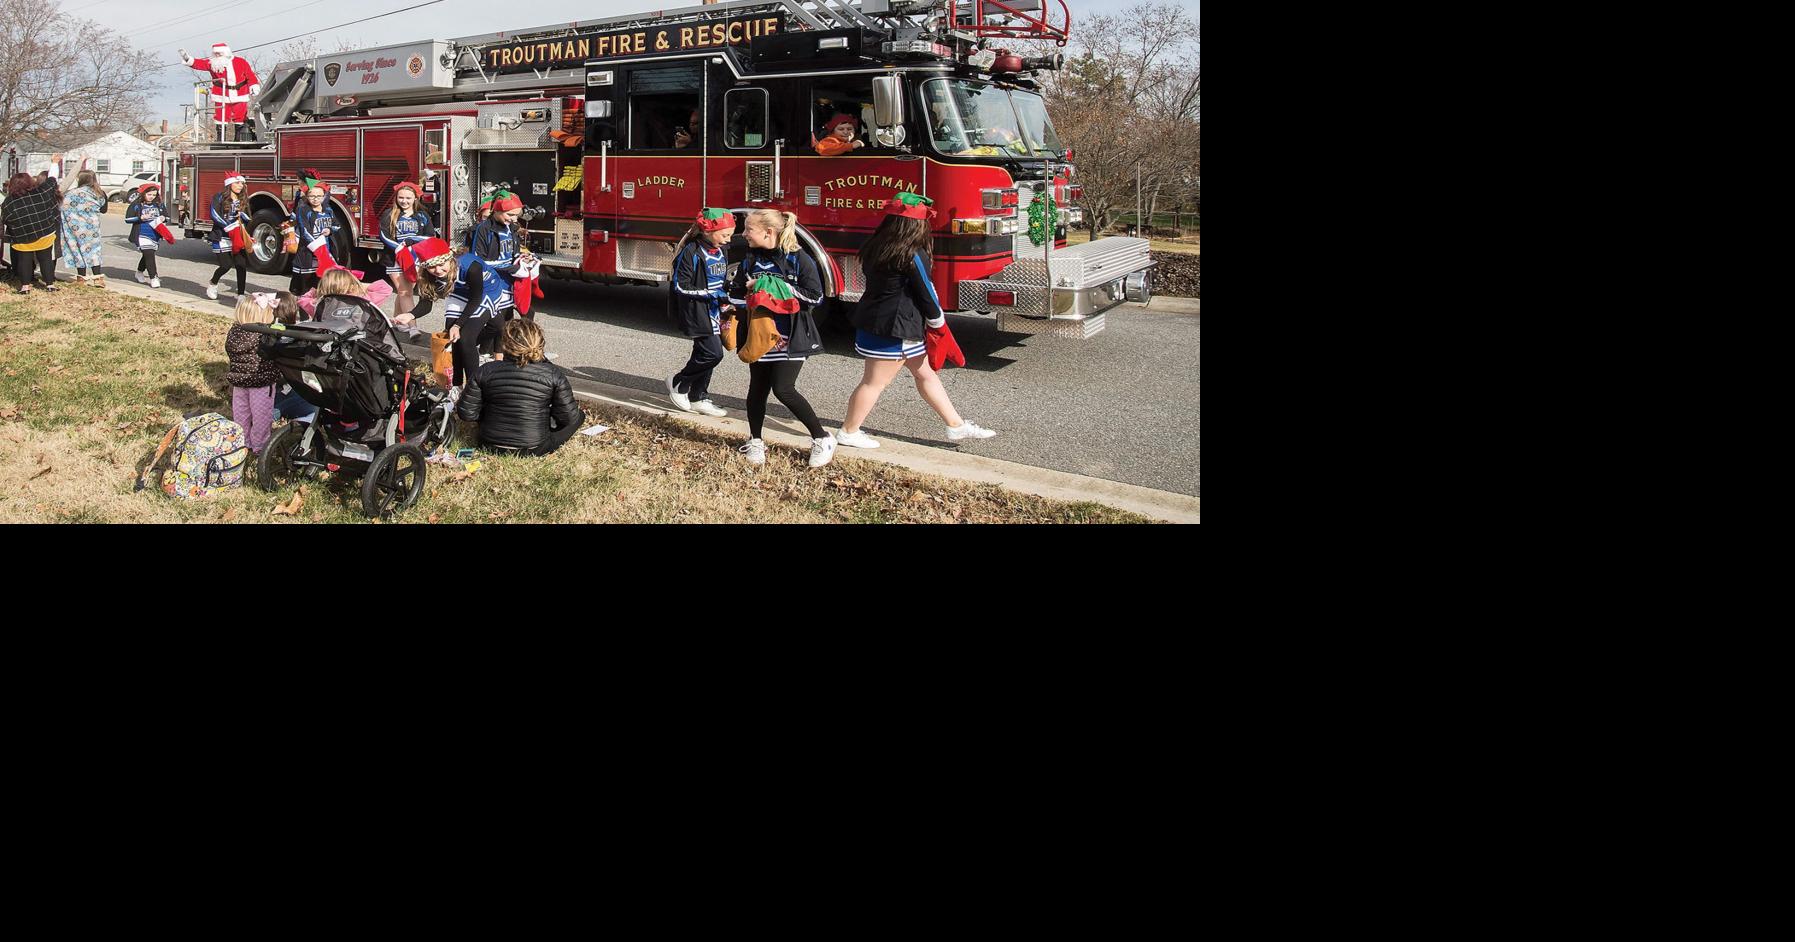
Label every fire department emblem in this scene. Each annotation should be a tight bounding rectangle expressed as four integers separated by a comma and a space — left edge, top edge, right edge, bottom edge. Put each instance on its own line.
324, 63, 341, 87
407, 55, 425, 77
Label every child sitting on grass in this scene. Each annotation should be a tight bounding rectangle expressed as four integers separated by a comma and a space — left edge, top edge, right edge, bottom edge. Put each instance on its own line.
264, 291, 318, 424
224, 293, 282, 454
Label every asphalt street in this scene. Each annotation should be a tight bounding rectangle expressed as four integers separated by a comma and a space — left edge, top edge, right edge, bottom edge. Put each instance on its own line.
76, 213, 1201, 496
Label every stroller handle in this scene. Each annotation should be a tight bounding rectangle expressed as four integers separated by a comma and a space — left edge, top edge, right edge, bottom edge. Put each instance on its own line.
241, 323, 337, 342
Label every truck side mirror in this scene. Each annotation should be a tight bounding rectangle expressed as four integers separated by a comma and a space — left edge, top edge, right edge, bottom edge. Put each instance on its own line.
872, 75, 904, 129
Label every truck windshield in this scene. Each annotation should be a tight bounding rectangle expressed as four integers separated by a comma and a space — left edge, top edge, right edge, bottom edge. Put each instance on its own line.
1008, 91, 1063, 156
923, 79, 1028, 157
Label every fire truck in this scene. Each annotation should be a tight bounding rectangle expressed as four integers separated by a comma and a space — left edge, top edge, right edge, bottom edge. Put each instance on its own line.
171, 0, 1151, 339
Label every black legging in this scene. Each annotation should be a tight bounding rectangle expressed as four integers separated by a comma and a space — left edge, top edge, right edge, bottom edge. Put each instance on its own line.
746, 359, 826, 439
137, 249, 158, 278
450, 314, 499, 388
211, 250, 247, 293
14, 248, 54, 286
522, 413, 582, 457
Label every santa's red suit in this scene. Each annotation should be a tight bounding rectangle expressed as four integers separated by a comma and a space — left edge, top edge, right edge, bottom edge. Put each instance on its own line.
182, 43, 260, 136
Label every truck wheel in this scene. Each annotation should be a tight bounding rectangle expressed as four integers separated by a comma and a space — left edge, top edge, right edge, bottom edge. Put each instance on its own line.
816, 297, 857, 335
246, 208, 291, 275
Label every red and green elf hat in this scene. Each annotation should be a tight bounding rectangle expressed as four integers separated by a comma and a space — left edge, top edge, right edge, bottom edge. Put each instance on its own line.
296, 167, 325, 194
885, 192, 935, 220
745, 273, 800, 315
695, 207, 735, 231
489, 189, 523, 214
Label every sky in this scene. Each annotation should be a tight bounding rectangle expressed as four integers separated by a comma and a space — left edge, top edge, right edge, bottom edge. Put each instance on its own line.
59, 0, 1198, 124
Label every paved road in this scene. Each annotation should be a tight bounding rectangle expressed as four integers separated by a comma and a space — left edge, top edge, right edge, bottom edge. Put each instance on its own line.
78, 214, 1201, 496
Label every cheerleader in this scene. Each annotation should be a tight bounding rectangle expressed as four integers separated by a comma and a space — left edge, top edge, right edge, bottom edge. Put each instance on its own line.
288, 183, 341, 296
380, 181, 436, 319
665, 207, 735, 419
725, 209, 833, 467
205, 174, 252, 299
123, 183, 174, 289
442, 250, 511, 392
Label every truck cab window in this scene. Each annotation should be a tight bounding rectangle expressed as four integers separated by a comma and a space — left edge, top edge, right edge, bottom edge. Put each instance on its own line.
628, 64, 702, 150
724, 88, 768, 149
811, 80, 875, 154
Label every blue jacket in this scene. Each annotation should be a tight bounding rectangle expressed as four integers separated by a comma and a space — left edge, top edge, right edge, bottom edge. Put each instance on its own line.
290, 203, 340, 274
469, 217, 522, 277
444, 254, 511, 322
123, 199, 171, 245
208, 191, 251, 248
380, 209, 436, 256
667, 240, 731, 339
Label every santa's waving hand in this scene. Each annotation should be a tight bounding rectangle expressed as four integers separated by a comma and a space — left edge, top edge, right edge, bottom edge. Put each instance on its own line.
181, 44, 260, 141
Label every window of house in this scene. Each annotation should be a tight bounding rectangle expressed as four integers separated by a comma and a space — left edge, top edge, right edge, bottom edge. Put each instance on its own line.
95, 159, 110, 173
724, 88, 767, 149
132, 160, 146, 173
628, 64, 702, 151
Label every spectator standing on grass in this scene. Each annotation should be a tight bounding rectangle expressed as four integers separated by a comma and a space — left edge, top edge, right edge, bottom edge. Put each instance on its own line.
665, 207, 736, 418
59, 170, 107, 285
835, 192, 996, 448
726, 208, 834, 468
225, 293, 282, 455
4, 159, 63, 293
456, 319, 583, 456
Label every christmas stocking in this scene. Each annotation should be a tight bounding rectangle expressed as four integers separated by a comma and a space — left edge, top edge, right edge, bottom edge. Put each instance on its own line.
152, 221, 178, 244
924, 321, 965, 371
512, 256, 544, 316
308, 232, 341, 274
227, 218, 249, 253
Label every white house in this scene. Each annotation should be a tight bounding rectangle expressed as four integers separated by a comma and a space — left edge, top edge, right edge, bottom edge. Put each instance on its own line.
3, 131, 163, 192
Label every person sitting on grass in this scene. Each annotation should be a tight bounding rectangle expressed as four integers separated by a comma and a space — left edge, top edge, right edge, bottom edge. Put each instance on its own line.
266, 291, 318, 425
455, 318, 583, 457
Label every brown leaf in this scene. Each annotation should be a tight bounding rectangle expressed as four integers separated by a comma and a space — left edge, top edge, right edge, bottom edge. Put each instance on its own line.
29, 465, 53, 480
46, 365, 65, 374
909, 490, 928, 503
2, 368, 15, 376
488, 510, 508, 519
427, 514, 440, 523
270, 489, 304, 515
36, 452, 50, 466
0, 407, 17, 419
221, 507, 238, 522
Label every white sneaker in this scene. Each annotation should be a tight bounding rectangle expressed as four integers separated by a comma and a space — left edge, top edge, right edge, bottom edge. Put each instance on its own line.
691, 399, 727, 417
205, 284, 219, 299
149, 277, 162, 289
947, 420, 997, 441
134, 271, 149, 284
666, 376, 693, 413
808, 435, 837, 468
739, 438, 766, 465
835, 429, 880, 449
478, 353, 494, 365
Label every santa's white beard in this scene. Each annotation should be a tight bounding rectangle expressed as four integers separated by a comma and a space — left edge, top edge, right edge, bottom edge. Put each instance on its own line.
210, 57, 229, 74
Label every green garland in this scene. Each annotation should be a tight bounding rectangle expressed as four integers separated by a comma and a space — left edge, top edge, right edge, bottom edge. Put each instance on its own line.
1026, 187, 1057, 246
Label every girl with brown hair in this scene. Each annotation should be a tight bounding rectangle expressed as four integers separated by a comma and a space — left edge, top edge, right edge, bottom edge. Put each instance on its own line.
455, 318, 583, 456
60, 169, 107, 284
3, 160, 63, 293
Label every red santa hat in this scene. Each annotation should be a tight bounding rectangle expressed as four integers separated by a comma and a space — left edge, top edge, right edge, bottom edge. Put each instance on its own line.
222, 173, 246, 187
137, 182, 161, 198
824, 113, 858, 133
211, 43, 232, 57
391, 181, 423, 200
399, 237, 456, 284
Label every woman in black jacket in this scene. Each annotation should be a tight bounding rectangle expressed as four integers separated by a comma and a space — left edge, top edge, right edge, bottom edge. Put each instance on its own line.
835, 193, 996, 449
456, 319, 583, 456
4, 164, 64, 293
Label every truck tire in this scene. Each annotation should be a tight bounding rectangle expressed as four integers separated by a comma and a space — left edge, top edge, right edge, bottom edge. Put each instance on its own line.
246, 208, 291, 275
816, 297, 857, 334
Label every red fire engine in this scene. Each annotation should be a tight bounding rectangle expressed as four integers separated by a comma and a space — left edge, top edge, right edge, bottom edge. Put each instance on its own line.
173, 0, 1151, 339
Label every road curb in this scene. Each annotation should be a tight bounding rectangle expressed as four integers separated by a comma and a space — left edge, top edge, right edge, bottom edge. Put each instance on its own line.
98, 279, 1202, 523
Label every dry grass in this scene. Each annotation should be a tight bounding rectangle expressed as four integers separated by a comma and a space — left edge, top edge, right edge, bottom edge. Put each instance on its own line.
0, 288, 1151, 524
1068, 228, 1201, 255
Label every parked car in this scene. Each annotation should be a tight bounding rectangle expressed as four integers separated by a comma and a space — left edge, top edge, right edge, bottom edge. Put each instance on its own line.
108, 171, 161, 202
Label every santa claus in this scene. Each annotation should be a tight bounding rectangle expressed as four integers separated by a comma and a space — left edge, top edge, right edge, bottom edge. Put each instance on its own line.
181, 43, 260, 142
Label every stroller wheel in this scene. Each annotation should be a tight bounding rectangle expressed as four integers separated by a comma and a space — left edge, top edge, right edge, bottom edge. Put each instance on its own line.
361, 443, 427, 517
258, 423, 305, 492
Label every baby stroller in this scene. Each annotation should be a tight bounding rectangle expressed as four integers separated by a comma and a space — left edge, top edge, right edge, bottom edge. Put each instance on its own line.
243, 295, 457, 517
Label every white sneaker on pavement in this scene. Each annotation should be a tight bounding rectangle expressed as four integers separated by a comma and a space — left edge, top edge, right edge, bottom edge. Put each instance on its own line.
666, 376, 693, 413
809, 435, 837, 468
947, 420, 997, 441
691, 399, 727, 417
739, 438, 766, 465
835, 429, 880, 449
205, 284, 219, 299
149, 278, 162, 288
134, 272, 149, 284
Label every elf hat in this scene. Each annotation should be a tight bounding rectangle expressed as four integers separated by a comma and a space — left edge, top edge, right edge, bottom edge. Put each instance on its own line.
745, 273, 799, 315
296, 168, 325, 193
489, 189, 523, 214
824, 113, 858, 133
222, 173, 245, 187
884, 191, 936, 220
400, 237, 456, 283
695, 207, 735, 232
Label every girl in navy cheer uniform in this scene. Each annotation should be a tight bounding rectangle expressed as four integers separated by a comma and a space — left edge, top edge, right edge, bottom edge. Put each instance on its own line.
665, 208, 736, 418
443, 252, 511, 391
726, 209, 834, 467
206, 174, 251, 299
380, 181, 437, 319
289, 183, 341, 296
123, 183, 172, 289
837, 192, 995, 448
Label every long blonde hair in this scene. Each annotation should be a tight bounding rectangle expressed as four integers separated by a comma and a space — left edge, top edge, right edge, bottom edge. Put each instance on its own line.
747, 209, 800, 255
500, 318, 546, 365
317, 269, 367, 298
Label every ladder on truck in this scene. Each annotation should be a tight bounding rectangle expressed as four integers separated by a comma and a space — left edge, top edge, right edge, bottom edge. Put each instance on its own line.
252, 0, 1068, 134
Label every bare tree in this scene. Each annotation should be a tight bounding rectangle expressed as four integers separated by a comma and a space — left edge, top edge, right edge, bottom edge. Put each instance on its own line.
0, 0, 162, 149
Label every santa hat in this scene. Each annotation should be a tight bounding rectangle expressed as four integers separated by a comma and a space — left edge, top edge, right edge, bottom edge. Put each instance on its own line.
884, 192, 936, 220
695, 207, 734, 231
222, 173, 245, 187
824, 113, 858, 133
211, 43, 232, 57
392, 181, 422, 199
399, 237, 455, 284
489, 189, 523, 214
744, 273, 800, 316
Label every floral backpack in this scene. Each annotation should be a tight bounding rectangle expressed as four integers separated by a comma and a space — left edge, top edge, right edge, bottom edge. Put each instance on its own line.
136, 412, 251, 498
